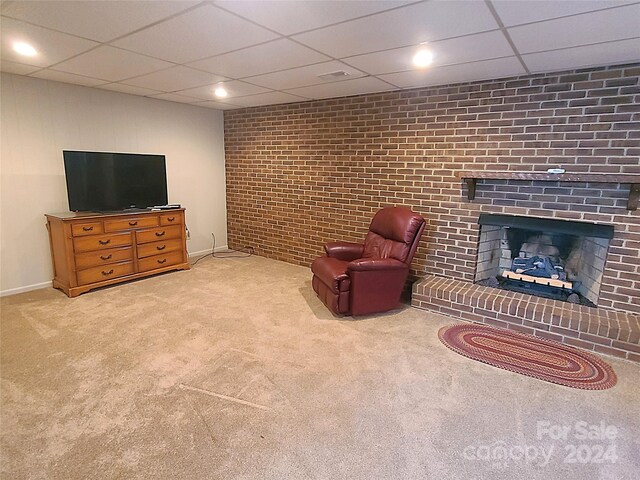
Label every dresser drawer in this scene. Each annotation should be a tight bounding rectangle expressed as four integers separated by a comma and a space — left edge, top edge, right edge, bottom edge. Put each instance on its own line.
137, 238, 183, 259
74, 232, 133, 253
77, 261, 134, 285
104, 216, 159, 232
138, 251, 184, 272
71, 222, 103, 237
136, 225, 182, 244
75, 246, 134, 270
160, 212, 183, 226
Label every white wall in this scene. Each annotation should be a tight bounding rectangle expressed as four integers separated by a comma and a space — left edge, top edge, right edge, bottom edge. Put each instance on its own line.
0, 73, 227, 295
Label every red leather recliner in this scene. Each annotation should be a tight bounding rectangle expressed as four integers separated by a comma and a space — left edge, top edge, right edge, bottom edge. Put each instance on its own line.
311, 207, 426, 316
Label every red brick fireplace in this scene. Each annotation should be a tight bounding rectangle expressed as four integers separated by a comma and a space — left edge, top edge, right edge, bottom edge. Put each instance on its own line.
412, 173, 640, 362
224, 63, 640, 362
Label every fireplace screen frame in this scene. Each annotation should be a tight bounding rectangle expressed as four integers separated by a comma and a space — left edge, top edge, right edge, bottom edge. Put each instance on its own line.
475, 214, 614, 306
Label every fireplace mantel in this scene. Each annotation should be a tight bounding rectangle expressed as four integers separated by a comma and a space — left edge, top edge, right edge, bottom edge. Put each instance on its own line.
457, 171, 640, 210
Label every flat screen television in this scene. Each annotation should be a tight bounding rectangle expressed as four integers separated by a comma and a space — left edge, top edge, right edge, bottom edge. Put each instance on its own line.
63, 151, 168, 211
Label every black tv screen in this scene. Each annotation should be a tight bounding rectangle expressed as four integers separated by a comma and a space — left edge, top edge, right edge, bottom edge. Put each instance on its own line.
63, 151, 168, 211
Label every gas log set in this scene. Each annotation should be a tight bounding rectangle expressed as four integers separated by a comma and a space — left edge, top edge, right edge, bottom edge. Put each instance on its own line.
499, 234, 580, 304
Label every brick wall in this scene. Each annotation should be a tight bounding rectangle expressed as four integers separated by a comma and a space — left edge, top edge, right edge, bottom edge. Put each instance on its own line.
224, 63, 640, 315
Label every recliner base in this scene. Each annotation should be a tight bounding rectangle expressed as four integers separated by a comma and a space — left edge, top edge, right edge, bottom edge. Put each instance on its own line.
312, 275, 349, 315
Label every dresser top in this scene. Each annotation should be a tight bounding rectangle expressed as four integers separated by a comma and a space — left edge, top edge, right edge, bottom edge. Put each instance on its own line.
46, 208, 184, 220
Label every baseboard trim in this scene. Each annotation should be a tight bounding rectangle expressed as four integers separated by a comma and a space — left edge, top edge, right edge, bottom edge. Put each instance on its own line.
188, 246, 229, 258
0, 281, 52, 297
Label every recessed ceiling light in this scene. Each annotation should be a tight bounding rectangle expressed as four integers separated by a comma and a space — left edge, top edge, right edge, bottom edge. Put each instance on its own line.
318, 70, 350, 81
214, 86, 228, 98
412, 49, 433, 69
13, 41, 37, 57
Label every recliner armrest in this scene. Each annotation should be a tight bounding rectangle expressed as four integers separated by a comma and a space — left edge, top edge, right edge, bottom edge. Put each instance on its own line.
325, 242, 364, 261
347, 258, 407, 272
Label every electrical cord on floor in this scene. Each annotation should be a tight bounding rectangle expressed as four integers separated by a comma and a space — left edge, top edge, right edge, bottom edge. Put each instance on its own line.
212, 233, 255, 258
190, 233, 254, 266
190, 251, 211, 266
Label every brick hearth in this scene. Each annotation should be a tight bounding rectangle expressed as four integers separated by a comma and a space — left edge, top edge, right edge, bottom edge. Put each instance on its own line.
412, 276, 640, 362
224, 62, 640, 362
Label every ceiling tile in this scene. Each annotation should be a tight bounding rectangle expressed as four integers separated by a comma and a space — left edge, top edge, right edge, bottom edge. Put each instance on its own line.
508, 4, 640, 54
188, 38, 331, 79
293, 1, 499, 58
0, 1, 198, 42
0, 17, 98, 67
522, 38, 640, 73
112, 4, 279, 64
285, 76, 395, 100
195, 100, 244, 110
54, 46, 173, 82
227, 91, 310, 107
97, 83, 163, 96
30, 69, 107, 86
214, 0, 411, 35
343, 30, 515, 75
0, 59, 39, 75
175, 80, 271, 101
149, 92, 201, 104
246, 61, 366, 90
123, 65, 227, 92
379, 56, 525, 88
491, 0, 637, 27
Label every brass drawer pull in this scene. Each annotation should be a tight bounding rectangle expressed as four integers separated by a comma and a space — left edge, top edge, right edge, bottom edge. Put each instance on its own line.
167, 217, 175, 222
157, 259, 167, 264
98, 239, 111, 245
82, 226, 94, 231
100, 254, 112, 260
156, 245, 166, 251
102, 269, 114, 276
155, 231, 165, 237
129, 221, 138, 226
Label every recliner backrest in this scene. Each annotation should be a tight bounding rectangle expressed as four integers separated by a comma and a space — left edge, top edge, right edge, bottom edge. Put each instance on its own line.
362, 207, 425, 264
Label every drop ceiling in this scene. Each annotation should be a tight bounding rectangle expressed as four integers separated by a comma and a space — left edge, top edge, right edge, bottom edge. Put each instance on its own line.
1, 0, 639, 110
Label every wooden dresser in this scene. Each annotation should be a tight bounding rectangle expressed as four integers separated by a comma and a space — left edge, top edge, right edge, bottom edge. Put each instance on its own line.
46, 208, 189, 297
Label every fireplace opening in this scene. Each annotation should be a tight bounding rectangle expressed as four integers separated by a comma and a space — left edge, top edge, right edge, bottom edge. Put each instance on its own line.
475, 214, 614, 307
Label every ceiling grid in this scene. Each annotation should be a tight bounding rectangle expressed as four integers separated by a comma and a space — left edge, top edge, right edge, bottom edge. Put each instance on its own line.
1, 0, 638, 109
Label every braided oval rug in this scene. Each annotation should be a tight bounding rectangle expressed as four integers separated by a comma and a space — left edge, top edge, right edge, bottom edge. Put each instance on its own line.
438, 324, 617, 390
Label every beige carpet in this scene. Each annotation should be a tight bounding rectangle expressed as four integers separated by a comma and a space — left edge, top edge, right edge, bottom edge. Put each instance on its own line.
1, 255, 639, 479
